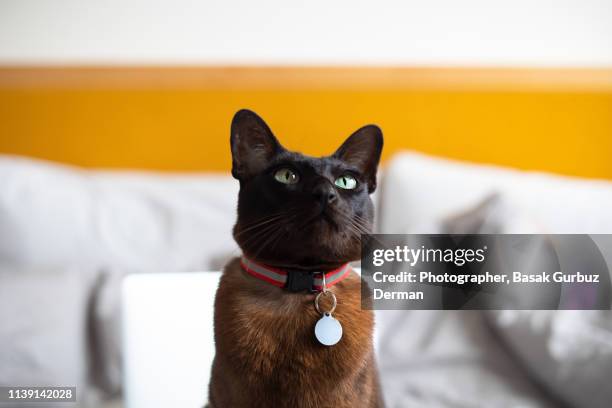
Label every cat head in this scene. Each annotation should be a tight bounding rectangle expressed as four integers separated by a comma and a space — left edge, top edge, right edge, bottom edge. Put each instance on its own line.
230, 109, 383, 270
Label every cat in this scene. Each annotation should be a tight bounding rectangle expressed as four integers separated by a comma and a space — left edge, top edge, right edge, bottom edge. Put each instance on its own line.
208, 109, 384, 408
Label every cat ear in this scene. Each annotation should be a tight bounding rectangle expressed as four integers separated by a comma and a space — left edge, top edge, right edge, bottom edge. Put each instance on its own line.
333, 125, 383, 193
230, 109, 283, 180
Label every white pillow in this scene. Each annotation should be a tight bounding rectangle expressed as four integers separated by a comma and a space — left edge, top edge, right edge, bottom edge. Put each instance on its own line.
377, 151, 612, 234
0, 155, 239, 271
377, 153, 612, 407
0, 263, 94, 405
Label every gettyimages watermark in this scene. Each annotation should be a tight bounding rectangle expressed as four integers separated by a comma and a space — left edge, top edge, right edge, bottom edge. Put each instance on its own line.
360, 234, 612, 310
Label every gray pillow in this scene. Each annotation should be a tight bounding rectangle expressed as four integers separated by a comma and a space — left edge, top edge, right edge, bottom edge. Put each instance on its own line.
442, 195, 612, 408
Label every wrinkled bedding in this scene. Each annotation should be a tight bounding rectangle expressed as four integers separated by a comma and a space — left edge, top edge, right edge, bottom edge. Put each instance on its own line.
375, 310, 559, 408
2, 153, 612, 407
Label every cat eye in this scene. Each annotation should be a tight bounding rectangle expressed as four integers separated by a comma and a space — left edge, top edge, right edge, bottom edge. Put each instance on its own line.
274, 168, 299, 185
334, 175, 357, 190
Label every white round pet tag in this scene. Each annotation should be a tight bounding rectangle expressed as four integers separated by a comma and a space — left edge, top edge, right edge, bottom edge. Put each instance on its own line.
314, 312, 343, 346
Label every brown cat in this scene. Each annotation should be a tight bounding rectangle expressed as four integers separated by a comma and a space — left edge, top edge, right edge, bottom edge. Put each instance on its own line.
208, 109, 384, 408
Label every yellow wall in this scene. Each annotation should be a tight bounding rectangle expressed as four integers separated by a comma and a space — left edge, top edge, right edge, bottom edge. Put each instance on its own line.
0, 67, 611, 179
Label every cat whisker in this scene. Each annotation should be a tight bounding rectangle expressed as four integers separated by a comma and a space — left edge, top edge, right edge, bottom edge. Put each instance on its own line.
330, 211, 387, 248
234, 212, 290, 237
250, 219, 294, 262
238, 220, 288, 249
237, 212, 285, 230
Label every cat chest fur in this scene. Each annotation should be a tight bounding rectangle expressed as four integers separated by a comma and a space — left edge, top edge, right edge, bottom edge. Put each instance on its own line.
209, 258, 380, 407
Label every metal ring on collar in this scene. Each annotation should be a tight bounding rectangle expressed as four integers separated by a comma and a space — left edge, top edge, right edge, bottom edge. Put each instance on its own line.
315, 290, 337, 315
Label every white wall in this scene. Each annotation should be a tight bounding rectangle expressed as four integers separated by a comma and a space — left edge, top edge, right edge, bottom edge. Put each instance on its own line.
1, 0, 611, 66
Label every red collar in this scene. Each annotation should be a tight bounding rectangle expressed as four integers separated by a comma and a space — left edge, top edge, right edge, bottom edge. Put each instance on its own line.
240, 256, 351, 292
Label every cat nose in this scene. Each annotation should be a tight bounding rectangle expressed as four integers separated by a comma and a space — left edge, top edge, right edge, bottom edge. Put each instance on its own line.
312, 183, 337, 205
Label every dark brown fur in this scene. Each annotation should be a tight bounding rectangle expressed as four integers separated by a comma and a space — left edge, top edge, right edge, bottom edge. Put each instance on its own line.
209, 258, 383, 408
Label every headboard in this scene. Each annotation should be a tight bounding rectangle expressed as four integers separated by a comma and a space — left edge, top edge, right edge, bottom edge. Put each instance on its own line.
1, 67, 611, 179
